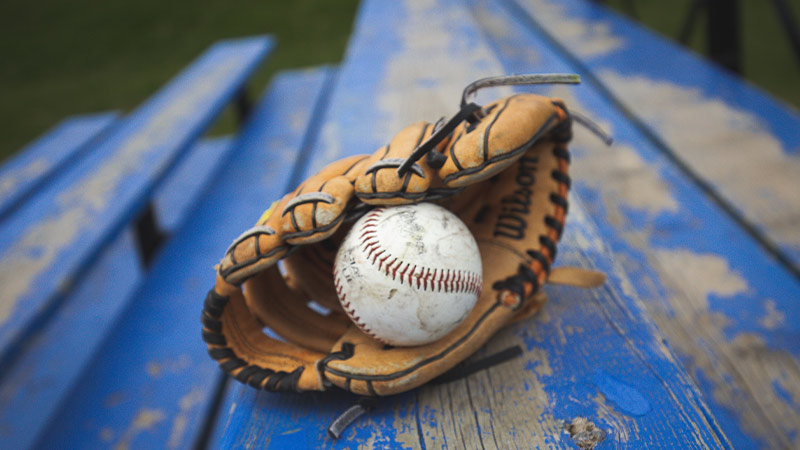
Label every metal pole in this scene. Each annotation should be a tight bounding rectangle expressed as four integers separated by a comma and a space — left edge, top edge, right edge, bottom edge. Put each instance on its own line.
707, 0, 741, 73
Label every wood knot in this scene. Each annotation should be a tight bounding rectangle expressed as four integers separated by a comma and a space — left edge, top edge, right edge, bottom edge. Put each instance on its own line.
564, 417, 607, 450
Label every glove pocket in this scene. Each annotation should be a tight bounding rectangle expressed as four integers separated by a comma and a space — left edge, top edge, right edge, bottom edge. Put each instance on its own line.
320, 285, 516, 396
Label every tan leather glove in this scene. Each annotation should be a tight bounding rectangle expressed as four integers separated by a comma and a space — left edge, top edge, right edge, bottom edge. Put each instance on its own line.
202, 75, 606, 396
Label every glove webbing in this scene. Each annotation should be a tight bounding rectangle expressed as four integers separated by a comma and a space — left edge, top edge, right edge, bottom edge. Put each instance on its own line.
396, 102, 481, 176
397, 73, 583, 178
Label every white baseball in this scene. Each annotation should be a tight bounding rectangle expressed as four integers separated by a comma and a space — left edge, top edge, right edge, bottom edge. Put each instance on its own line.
333, 202, 482, 346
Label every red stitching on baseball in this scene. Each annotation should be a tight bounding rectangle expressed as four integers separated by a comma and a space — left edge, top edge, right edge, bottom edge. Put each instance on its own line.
355, 207, 482, 296
335, 207, 483, 342
398, 262, 410, 285
411, 265, 420, 289
371, 249, 385, 264
364, 240, 379, 259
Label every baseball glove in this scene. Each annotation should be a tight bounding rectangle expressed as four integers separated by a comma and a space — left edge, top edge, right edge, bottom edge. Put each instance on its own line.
202, 74, 607, 398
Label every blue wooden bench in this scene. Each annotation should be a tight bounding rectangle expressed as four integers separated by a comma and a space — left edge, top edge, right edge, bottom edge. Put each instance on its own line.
3, 0, 799, 448
209, 1, 799, 448
0, 112, 119, 222
0, 36, 273, 449
480, 1, 800, 448
204, 2, 730, 448
35, 67, 337, 450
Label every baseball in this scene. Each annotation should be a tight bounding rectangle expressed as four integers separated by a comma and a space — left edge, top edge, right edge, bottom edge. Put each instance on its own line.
333, 202, 482, 346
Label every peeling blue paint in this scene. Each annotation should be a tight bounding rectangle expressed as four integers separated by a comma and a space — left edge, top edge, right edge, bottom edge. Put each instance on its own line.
518, 328, 539, 351
592, 370, 650, 416
772, 379, 797, 410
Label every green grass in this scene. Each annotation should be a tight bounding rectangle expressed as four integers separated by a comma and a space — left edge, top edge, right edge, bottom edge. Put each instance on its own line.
604, 0, 800, 109
2, 0, 798, 162
0, 0, 360, 162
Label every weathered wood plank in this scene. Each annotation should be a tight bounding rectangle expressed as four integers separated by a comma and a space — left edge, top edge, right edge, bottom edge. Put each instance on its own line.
0, 136, 234, 450
34, 67, 336, 450
508, 0, 800, 271
0, 228, 142, 449
203, 378, 239, 450
0, 37, 273, 374
217, 206, 730, 449
154, 136, 235, 233
0, 112, 119, 222
217, 0, 730, 447
472, 0, 800, 448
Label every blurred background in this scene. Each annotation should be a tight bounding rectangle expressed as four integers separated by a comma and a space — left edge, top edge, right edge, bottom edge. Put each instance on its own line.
1, 0, 798, 163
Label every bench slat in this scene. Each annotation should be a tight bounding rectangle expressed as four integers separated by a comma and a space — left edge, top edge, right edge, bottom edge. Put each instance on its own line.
216, 0, 729, 447
0, 136, 235, 450
507, 1, 800, 271
35, 67, 336, 450
203, 375, 241, 450
476, 1, 800, 448
154, 136, 235, 233
219, 200, 731, 450
0, 112, 119, 222
527, 0, 800, 274
0, 37, 273, 374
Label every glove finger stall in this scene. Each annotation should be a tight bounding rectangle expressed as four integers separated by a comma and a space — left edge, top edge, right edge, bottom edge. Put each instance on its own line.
355, 122, 438, 205
281, 155, 370, 245
439, 94, 565, 188
218, 197, 291, 285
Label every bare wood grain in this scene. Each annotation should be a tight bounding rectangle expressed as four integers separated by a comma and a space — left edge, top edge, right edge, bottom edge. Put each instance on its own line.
469, 1, 800, 447
217, 0, 733, 447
